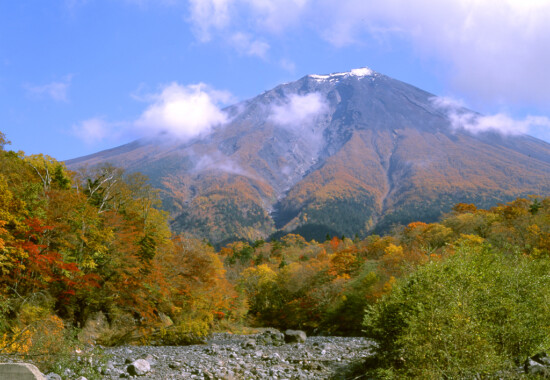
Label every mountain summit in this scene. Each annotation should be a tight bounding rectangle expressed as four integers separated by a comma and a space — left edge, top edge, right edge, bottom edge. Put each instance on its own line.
67, 68, 550, 244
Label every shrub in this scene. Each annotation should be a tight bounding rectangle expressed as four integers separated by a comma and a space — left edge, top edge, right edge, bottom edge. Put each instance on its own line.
153, 316, 211, 345
363, 243, 550, 378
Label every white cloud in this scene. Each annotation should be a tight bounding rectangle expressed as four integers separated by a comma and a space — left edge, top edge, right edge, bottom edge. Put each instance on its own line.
269, 92, 327, 127
135, 82, 233, 139
25, 75, 72, 102
230, 32, 270, 58
73, 82, 234, 145
432, 96, 550, 136
242, 0, 310, 34
183, 0, 550, 108
188, 0, 232, 42
186, 0, 309, 56
71, 118, 111, 144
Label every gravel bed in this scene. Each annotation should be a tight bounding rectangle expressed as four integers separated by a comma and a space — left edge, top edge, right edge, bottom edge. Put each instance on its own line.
101, 332, 373, 379
1, 330, 373, 379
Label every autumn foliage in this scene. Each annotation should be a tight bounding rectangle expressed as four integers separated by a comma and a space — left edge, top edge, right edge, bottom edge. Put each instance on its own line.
0, 136, 237, 353
1, 129, 548, 357
221, 195, 550, 335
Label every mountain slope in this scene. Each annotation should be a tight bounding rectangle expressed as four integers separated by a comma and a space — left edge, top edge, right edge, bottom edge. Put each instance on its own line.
67, 68, 550, 243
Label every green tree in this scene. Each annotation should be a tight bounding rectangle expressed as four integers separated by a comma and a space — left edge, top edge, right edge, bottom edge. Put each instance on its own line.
363, 242, 550, 378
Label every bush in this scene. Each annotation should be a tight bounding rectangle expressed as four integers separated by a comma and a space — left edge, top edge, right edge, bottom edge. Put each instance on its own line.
0, 316, 110, 379
363, 243, 550, 378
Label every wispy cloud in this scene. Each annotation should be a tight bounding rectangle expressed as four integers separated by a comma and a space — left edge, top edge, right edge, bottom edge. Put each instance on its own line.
187, 0, 232, 42
71, 118, 113, 144
432, 96, 550, 136
72, 82, 234, 145
279, 58, 296, 73
24, 75, 73, 102
269, 92, 327, 127
194, 150, 251, 177
182, 0, 550, 108
230, 32, 270, 58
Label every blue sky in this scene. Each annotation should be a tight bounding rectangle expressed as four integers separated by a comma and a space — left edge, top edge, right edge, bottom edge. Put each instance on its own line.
1, 0, 550, 161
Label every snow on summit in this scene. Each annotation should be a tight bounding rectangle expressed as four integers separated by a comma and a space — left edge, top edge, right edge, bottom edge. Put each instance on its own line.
309, 67, 374, 81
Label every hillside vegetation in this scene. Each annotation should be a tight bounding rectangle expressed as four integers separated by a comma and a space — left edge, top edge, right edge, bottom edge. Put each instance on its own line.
2, 130, 550, 377
67, 70, 550, 245
0, 132, 237, 374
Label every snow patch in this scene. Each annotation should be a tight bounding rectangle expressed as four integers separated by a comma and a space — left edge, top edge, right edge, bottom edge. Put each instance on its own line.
308, 67, 374, 82
309, 74, 331, 80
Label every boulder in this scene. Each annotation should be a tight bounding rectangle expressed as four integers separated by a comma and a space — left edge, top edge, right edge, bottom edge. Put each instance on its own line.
0, 363, 46, 380
138, 353, 157, 365
255, 329, 285, 346
284, 329, 307, 343
127, 359, 151, 376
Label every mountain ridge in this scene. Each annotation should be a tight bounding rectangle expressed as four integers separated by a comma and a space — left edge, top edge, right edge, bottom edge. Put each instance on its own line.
67, 68, 550, 243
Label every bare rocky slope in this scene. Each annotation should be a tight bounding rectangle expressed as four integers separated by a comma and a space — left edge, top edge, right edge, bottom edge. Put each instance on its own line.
67, 68, 550, 244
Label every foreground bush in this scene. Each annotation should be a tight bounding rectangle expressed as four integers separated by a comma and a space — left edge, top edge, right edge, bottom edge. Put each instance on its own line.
0, 315, 109, 379
363, 242, 550, 378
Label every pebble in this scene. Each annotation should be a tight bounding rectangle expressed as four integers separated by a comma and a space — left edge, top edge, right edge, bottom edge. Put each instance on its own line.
104, 332, 371, 379
1, 330, 373, 379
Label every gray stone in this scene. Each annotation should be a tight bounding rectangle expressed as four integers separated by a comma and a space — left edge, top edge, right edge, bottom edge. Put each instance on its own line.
533, 352, 550, 366
242, 338, 256, 349
526, 358, 550, 377
63, 368, 74, 377
138, 353, 156, 365
168, 361, 182, 369
0, 363, 46, 380
127, 358, 151, 376
45, 373, 62, 380
284, 329, 307, 343
256, 329, 285, 346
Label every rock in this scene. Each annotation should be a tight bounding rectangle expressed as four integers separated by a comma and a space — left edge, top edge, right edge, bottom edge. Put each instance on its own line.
158, 312, 174, 328
168, 361, 182, 369
138, 353, 157, 365
45, 373, 62, 380
0, 363, 46, 380
284, 329, 307, 343
533, 352, 550, 366
525, 357, 550, 377
113, 368, 126, 377
3, 333, 373, 380
127, 358, 151, 376
256, 329, 285, 346
242, 338, 256, 349
63, 368, 73, 377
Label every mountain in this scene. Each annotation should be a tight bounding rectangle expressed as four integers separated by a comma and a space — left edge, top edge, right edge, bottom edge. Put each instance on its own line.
67, 68, 550, 244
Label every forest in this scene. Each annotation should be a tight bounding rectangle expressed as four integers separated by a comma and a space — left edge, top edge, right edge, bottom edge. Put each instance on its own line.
1, 130, 549, 378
